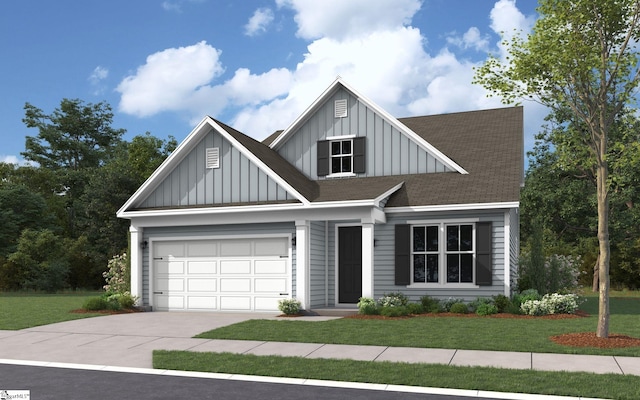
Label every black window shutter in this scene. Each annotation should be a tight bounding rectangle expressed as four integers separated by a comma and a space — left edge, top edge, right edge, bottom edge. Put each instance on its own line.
317, 140, 329, 177
353, 137, 366, 174
395, 224, 411, 285
476, 222, 492, 286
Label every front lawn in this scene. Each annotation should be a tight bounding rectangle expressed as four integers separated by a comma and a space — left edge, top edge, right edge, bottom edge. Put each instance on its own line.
195, 296, 640, 356
0, 292, 104, 330
153, 351, 640, 400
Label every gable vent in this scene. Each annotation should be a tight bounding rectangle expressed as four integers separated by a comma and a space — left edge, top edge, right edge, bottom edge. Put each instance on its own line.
206, 147, 220, 169
334, 99, 347, 118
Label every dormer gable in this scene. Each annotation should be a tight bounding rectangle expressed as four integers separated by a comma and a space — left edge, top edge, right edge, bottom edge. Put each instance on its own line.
269, 77, 467, 180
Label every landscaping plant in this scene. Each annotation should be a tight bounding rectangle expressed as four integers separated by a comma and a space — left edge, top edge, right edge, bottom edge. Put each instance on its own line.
278, 298, 301, 315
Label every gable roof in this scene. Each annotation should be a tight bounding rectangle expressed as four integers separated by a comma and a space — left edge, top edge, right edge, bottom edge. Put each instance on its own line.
269, 77, 468, 175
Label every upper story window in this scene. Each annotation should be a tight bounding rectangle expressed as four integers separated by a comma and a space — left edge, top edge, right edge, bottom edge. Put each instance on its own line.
331, 139, 353, 174
317, 136, 366, 177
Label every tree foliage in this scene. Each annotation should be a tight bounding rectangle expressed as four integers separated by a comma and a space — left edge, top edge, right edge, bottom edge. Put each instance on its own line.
475, 0, 640, 337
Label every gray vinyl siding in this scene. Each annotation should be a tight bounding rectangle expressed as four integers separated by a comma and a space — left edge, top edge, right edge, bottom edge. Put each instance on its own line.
276, 87, 451, 179
138, 128, 292, 209
140, 222, 295, 307
309, 221, 329, 308
373, 212, 507, 303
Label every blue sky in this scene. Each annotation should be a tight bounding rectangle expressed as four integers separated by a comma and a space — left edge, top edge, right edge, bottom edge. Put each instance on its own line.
0, 0, 541, 165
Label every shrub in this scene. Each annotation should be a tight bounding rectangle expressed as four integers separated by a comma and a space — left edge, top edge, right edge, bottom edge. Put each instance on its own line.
441, 297, 465, 312
513, 289, 541, 307
406, 302, 424, 315
83, 297, 108, 311
492, 294, 511, 313
106, 292, 136, 309
420, 295, 442, 313
476, 303, 498, 316
357, 297, 379, 315
449, 302, 468, 314
380, 305, 410, 317
377, 292, 409, 308
278, 298, 301, 315
520, 293, 581, 316
103, 253, 130, 295
468, 297, 493, 313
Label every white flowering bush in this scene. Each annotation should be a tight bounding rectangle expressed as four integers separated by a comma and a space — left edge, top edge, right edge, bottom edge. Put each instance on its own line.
278, 298, 301, 315
103, 253, 129, 294
357, 297, 379, 315
377, 292, 409, 308
520, 293, 580, 316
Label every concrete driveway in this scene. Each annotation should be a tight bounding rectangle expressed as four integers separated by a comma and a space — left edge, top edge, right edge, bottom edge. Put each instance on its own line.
0, 311, 289, 368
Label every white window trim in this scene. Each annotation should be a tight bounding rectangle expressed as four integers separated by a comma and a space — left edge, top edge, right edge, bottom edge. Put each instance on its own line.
406, 220, 481, 288
328, 137, 354, 176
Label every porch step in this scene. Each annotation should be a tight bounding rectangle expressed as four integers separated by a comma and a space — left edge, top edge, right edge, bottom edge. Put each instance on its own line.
306, 308, 358, 317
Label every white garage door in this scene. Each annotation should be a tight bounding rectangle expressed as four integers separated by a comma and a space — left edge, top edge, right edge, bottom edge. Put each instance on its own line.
152, 237, 290, 312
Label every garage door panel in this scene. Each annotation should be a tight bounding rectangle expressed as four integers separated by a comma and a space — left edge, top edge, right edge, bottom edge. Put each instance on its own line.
156, 296, 184, 310
255, 278, 287, 293
254, 238, 288, 256
220, 241, 251, 257
188, 261, 217, 274
187, 241, 217, 257
220, 278, 251, 292
188, 296, 217, 310
220, 260, 251, 274
187, 278, 217, 292
156, 278, 184, 292
156, 261, 184, 274
155, 242, 185, 257
221, 296, 251, 310
255, 260, 287, 274
255, 297, 281, 311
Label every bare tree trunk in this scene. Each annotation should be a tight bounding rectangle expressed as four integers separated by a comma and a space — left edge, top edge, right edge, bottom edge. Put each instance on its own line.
592, 253, 600, 292
596, 143, 610, 339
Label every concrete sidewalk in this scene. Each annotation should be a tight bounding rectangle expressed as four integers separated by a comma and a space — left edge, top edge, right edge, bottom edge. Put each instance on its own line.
0, 312, 639, 376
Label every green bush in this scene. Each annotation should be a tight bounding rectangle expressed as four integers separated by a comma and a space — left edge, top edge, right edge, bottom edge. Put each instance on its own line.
520, 293, 581, 316
82, 297, 108, 311
106, 293, 136, 309
449, 302, 468, 314
278, 298, 301, 315
476, 303, 498, 316
441, 297, 465, 312
357, 297, 379, 315
406, 302, 424, 315
492, 294, 511, 313
380, 305, 410, 317
420, 295, 442, 313
468, 297, 492, 313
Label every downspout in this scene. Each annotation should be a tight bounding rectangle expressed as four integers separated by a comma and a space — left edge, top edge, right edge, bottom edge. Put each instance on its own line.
324, 220, 329, 307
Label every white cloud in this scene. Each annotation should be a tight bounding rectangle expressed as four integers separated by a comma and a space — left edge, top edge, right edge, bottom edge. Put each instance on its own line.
275, 0, 421, 40
245, 8, 274, 37
446, 27, 491, 52
116, 41, 224, 117
1, 155, 20, 164
117, 0, 543, 148
161, 0, 205, 13
89, 66, 109, 84
489, 0, 536, 59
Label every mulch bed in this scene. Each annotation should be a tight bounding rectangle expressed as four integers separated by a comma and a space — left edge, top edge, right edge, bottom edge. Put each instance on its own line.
345, 311, 640, 348
70, 308, 142, 315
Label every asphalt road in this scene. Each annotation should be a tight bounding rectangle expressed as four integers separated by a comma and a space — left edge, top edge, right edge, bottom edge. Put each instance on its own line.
0, 364, 506, 400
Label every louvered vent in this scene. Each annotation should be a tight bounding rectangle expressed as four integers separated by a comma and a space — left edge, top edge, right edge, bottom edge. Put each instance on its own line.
335, 99, 347, 118
206, 147, 219, 169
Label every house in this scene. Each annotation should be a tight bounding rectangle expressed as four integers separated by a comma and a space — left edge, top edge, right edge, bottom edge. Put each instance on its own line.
117, 77, 523, 313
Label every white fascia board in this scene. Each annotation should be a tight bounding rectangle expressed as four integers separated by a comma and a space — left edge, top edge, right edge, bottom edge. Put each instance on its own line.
373, 182, 404, 208
116, 117, 215, 218
270, 76, 343, 150
385, 201, 520, 214
206, 118, 310, 206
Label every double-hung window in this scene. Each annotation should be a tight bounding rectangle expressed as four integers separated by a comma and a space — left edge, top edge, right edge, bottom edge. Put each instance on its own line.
330, 139, 353, 174
411, 223, 475, 285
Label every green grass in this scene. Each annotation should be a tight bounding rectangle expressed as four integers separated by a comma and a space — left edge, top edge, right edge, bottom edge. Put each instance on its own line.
0, 292, 104, 330
153, 351, 640, 400
195, 296, 640, 356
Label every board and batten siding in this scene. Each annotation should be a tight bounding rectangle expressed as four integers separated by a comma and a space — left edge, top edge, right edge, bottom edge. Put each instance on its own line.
138, 128, 292, 209
140, 222, 295, 307
276, 87, 451, 180
373, 212, 507, 302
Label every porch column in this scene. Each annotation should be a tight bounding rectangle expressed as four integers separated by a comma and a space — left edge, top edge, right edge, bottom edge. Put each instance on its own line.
129, 224, 144, 306
295, 220, 310, 310
362, 222, 374, 299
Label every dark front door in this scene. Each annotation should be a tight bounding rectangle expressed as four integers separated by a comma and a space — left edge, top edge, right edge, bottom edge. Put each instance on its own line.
338, 226, 362, 304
